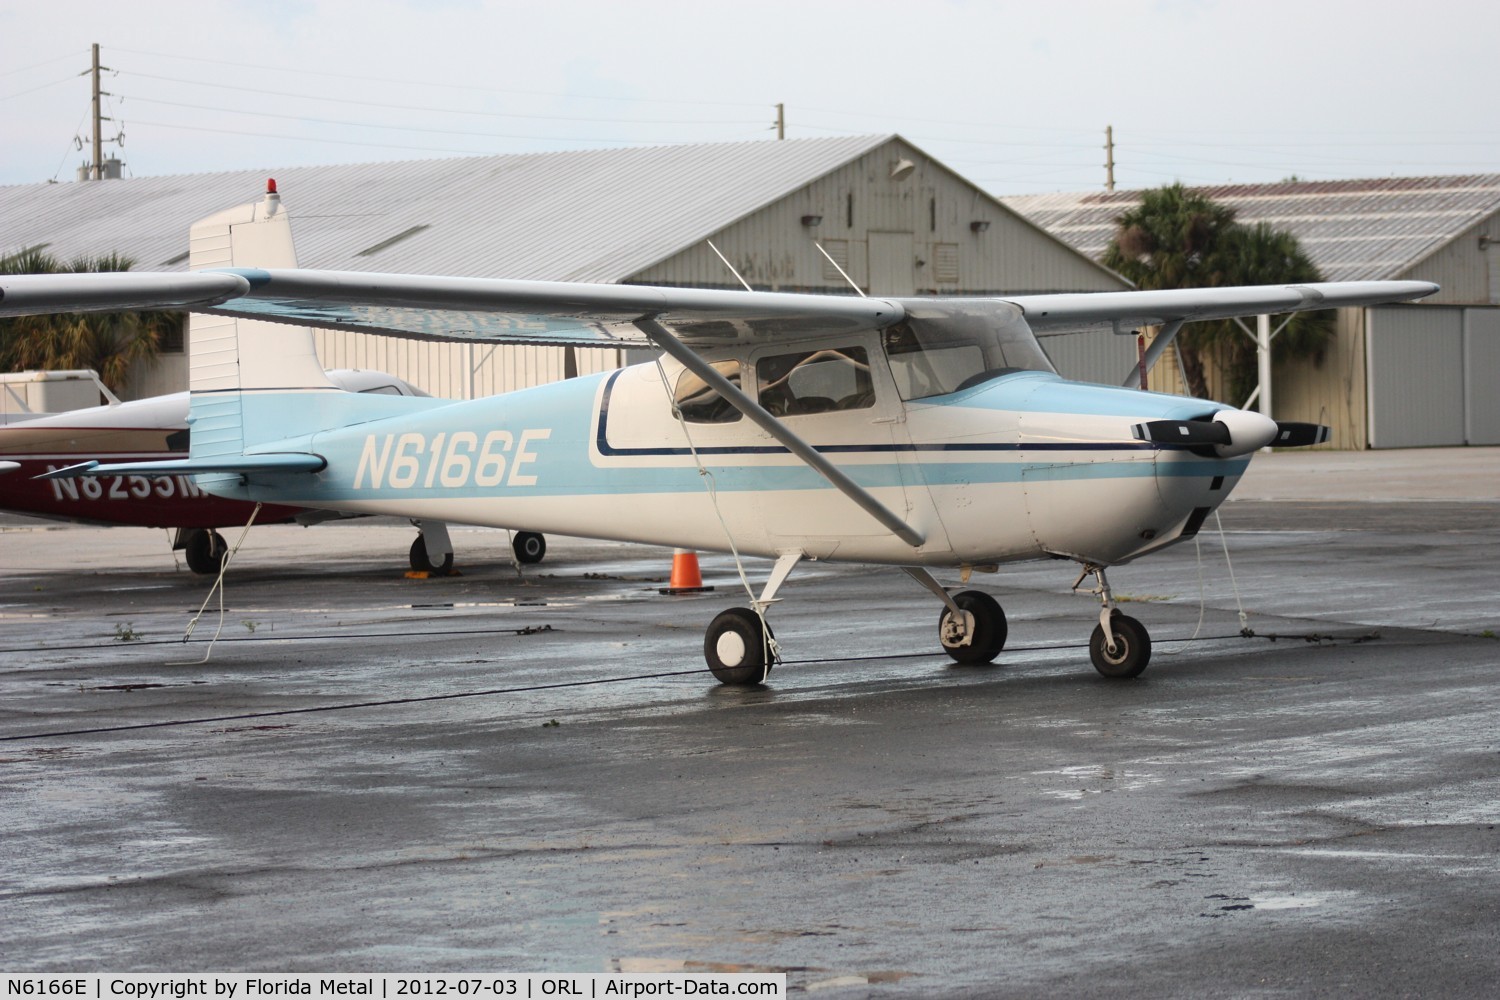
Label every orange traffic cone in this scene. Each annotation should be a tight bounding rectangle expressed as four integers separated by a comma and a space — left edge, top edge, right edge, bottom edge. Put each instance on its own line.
660, 548, 714, 594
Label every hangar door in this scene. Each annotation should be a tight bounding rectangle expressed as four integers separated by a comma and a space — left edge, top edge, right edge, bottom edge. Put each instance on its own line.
1466, 309, 1500, 445
1367, 306, 1465, 448
868, 232, 915, 296
1368, 305, 1500, 447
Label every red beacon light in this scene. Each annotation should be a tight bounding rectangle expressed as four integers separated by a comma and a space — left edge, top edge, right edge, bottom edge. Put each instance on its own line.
267, 178, 278, 195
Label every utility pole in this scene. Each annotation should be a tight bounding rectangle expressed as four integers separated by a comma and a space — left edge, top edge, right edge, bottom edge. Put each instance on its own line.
84, 42, 120, 179
1103, 125, 1115, 192
775, 103, 785, 140
91, 43, 104, 180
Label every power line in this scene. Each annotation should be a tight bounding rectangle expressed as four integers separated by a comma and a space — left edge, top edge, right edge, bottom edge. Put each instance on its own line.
123, 93, 763, 132
0, 49, 81, 79
110, 45, 768, 109
121, 69, 766, 127
127, 118, 752, 156
0, 72, 82, 102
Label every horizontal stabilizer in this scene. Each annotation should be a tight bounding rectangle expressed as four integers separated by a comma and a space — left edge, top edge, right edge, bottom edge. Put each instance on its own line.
38, 453, 326, 480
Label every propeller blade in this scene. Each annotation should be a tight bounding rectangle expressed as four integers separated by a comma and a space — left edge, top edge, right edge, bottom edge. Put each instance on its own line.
1131, 419, 1231, 447
1272, 422, 1331, 447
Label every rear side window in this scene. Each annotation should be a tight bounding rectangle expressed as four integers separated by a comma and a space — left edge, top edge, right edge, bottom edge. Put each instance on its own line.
757, 347, 874, 416
673, 360, 743, 423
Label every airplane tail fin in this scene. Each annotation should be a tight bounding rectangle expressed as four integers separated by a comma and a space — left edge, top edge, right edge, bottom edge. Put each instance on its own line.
187, 181, 339, 466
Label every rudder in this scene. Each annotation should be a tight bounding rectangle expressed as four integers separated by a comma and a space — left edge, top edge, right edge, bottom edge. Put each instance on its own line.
187, 181, 337, 465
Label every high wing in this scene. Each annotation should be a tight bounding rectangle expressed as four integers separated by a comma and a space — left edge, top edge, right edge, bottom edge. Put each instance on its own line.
1005, 281, 1439, 335
202, 268, 904, 346
0, 272, 251, 315
2, 268, 1434, 345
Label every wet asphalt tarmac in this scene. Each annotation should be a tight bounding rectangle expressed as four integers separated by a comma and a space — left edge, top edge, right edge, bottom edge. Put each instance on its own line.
1, 463, 1498, 996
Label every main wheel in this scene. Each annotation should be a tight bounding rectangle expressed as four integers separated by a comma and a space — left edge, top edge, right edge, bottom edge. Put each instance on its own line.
1090, 612, 1152, 678
184, 528, 228, 576
512, 531, 546, 565
409, 535, 454, 575
938, 590, 1008, 665
704, 607, 774, 686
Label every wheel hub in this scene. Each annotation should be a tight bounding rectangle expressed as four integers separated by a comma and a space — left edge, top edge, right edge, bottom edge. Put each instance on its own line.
940, 609, 975, 648
715, 632, 747, 666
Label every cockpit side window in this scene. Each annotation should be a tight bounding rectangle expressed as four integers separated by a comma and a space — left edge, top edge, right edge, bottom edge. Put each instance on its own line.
882, 309, 1054, 400
884, 327, 986, 400
757, 347, 875, 416
673, 360, 744, 423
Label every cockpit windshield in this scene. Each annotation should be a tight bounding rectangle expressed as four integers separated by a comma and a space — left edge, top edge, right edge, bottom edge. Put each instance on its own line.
882, 300, 1054, 400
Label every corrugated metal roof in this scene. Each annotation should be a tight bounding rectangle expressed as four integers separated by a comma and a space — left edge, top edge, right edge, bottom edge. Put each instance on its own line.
0, 135, 892, 282
1002, 175, 1500, 281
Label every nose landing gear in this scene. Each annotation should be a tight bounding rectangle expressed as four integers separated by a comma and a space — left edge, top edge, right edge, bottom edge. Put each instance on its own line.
1073, 563, 1151, 678
1089, 611, 1151, 678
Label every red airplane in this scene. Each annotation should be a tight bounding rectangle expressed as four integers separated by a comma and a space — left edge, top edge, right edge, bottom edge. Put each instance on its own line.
0, 368, 548, 573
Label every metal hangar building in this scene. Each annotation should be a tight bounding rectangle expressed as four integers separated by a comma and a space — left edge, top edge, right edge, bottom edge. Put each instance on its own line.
0, 135, 1127, 402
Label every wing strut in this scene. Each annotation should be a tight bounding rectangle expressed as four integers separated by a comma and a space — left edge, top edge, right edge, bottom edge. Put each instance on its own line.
1121, 318, 1185, 390
633, 316, 925, 549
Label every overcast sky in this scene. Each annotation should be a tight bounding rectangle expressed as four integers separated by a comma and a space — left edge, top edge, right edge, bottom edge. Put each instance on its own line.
2, 0, 1497, 196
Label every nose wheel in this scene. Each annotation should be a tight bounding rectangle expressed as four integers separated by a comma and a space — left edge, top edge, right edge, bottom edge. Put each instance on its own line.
1074, 564, 1152, 678
1090, 611, 1151, 678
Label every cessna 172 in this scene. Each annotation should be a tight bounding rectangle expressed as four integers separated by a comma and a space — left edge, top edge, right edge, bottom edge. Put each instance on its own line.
0, 183, 1437, 684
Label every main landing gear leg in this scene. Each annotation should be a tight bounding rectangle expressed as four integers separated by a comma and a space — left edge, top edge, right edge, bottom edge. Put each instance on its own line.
703, 551, 800, 687
1073, 563, 1152, 679
409, 519, 455, 575
904, 567, 1008, 665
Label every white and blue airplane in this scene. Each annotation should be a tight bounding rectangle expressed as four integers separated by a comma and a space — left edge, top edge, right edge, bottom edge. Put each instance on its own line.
0, 183, 1437, 684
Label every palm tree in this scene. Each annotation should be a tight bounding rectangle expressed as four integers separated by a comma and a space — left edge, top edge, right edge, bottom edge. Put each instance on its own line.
1103, 184, 1331, 403
1209, 222, 1330, 404
0, 248, 180, 393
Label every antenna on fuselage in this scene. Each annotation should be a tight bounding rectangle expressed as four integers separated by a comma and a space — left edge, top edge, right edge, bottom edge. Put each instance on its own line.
813, 242, 866, 298
705, 240, 754, 292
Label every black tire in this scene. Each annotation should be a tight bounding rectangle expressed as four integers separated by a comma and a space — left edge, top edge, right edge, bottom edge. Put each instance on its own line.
1090, 612, 1152, 678
938, 590, 1008, 665
704, 607, 774, 686
512, 531, 546, 565
409, 535, 454, 575
184, 528, 228, 576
